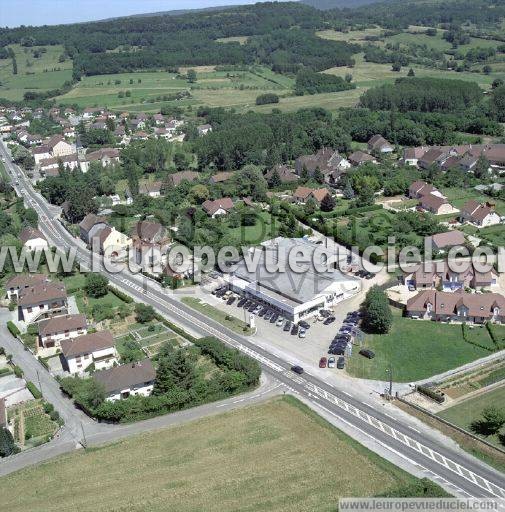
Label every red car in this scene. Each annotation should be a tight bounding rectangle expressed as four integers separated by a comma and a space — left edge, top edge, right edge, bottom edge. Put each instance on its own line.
319, 357, 327, 368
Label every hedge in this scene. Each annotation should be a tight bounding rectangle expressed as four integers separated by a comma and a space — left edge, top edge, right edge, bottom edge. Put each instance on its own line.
417, 385, 445, 403
26, 381, 42, 399
108, 285, 133, 303
7, 321, 20, 337
13, 365, 23, 378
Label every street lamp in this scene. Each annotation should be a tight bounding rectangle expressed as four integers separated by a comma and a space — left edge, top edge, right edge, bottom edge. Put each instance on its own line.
386, 366, 393, 397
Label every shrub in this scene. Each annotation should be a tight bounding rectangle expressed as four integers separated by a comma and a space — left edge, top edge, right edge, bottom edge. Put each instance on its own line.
84, 273, 109, 298
13, 365, 23, 378
26, 381, 42, 399
256, 93, 279, 105
135, 303, 156, 323
7, 321, 20, 337
417, 385, 445, 403
108, 286, 133, 303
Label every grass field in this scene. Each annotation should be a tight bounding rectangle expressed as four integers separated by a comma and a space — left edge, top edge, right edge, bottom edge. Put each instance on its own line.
0, 397, 444, 511
346, 308, 492, 382
0, 44, 72, 101
182, 297, 253, 335
438, 385, 505, 449
442, 187, 505, 216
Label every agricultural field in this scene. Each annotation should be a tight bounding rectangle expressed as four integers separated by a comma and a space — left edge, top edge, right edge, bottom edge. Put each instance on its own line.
56, 66, 294, 112
0, 397, 444, 512
0, 44, 72, 101
346, 308, 497, 382
438, 385, 505, 449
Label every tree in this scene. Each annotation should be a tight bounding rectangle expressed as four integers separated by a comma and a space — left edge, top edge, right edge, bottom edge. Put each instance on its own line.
0, 427, 19, 457
343, 181, 355, 200
313, 167, 324, 184
85, 273, 109, 298
233, 165, 268, 201
135, 303, 156, 323
268, 168, 282, 188
362, 286, 392, 334
392, 62, 401, 72
190, 184, 210, 204
471, 407, 505, 436
320, 193, 335, 212
187, 69, 197, 83
304, 197, 318, 216
483, 65, 492, 75
408, 68, 415, 77
474, 155, 490, 179
153, 344, 197, 395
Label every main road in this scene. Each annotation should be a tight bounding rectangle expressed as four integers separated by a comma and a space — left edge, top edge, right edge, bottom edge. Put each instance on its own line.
1, 142, 505, 499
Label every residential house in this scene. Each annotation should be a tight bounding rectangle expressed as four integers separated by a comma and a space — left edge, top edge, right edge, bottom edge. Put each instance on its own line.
368, 134, 394, 154
79, 214, 108, 245
202, 197, 234, 217
197, 124, 212, 136
209, 172, 235, 185
61, 331, 118, 374
459, 200, 501, 227
17, 281, 67, 323
4, 274, 48, 301
406, 290, 505, 324
47, 135, 74, 158
292, 186, 330, 205
459, 154, 480, 173
131, 221, 172, 269
20, 227, 48, 252
165, 171, 199, 188
93, 359, 156, 402
32, 145, 51, 165
484, 144, 505, 171
138, 180, 163, 198
38, 314, 87, 349
419, 193, 453, 215
418, 148, 449, 170
348, 151, 377, 167
93, 226, 131, 259
265, 164, 299, 185
295, 148, 350, 180
426, 230, 466, 252
408, 180, 445, 200
80, 147, 120, 172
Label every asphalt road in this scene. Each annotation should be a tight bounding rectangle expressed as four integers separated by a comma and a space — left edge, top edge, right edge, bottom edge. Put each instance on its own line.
1, 142, 505, 498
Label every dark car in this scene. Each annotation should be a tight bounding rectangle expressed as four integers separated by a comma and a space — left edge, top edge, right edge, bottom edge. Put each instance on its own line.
319, 357, 327, 368
283, 321, 291, 332
337, 357, 345, 369
359, 349, 375, 359
298, 320, 310, 330
264, 310, 273, 321
328, 346, 345, 355
258, 307, 268, 317
270, 313, 279, 323
291, 324, 299, 335
211, 286, 223, 295
248, 303, 257, 312
365, 272, 375, 280
291, 365, 304, 375
323, 316, 336, 325
319, 310, 330, 318
237, 298, 247, 307
227, 296, 236, 305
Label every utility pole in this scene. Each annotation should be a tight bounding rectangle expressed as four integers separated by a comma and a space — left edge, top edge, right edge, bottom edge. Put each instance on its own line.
80, 421, 88, 449
36, 369, 42, 396
386, 366, 393, 398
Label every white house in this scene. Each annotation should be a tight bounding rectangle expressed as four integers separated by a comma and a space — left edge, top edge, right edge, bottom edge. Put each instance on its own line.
47, 135, 75, 158
17, 281, 68, 323
93, 359, 156, 401
20, 227, 49, 252
61, 331, 118, 374
38, 314, 88, 349
460, 200, 501, 227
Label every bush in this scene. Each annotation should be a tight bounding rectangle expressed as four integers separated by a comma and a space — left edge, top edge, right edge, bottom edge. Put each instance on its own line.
108, 286, 133, 303
256, 93, 279, 105
417, 385, 445, 403
13, 365, 23, 378
84, 273, 109, 298
26, 381, 42, 399
135, 303, 156, 323
0, 427, 20, 457
7, 321, 20, 337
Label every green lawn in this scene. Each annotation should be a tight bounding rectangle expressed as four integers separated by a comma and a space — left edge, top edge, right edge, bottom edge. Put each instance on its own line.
227, 210, 280, 246
438, 386, 505, 449
181, 297, 253, 335
0, 44, 72, 101
0, 397, 446, 512
442, 187, 505, 216
346, 308, 492, 382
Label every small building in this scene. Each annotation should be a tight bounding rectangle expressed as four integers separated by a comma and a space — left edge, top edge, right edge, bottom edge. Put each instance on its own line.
4, 273, 48, 301
367, 134, 393, 154
166, 171, 199, 188
93, 226, 131, 259
138, 180, 163, 198
131, 221, 171, 269
17, 281, 67, 323
93, 359, 156, 402
419, 194, 453, 215
20, 227, 48, 252
265, 164, 299, 185
408, 180, 444, 200
38, 314, 88, 349
47, 134, 75, 158
61, 331, 118, 374
202, 197, 234, 217
197, 124, 212, 136
80, 147, 120, 172
79, 214, 108, 246
32, 145, 51, 165
295, 148, 350, 178
292, 186, 330, 206
348, 151, 377, 167
209, 172, 235, 185
426, 230, 465, 252
459, 200, 501, 227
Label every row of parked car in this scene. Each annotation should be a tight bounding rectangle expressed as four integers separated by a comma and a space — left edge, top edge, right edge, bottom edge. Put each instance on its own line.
212, 286, 312, 338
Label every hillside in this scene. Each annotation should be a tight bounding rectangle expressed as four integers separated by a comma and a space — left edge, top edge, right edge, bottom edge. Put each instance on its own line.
301, 0, 384, 9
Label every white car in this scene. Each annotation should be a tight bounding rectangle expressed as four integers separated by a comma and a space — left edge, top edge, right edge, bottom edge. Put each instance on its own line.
328, 356, 336, 368
298, 328, 306, 338
276, 317, 284, 327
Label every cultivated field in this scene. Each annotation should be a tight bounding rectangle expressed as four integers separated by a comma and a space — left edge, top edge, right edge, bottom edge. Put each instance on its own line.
0, 44, 72, 101
0, 397, 434, 512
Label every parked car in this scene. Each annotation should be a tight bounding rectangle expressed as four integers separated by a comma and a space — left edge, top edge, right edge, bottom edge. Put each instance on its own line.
248, 303, 257, 312
298, 328, 306, 338
237, 298, 247, 307
291, 365, 304, 375
319, 310, 330, 318
323, 316, 336, 325
270, 313, 279, 323
337, 357, 345, 369
253, 305, 262, 315
319, 357, 327, 368
328, 356, 336, 368
258, 307, 268, 317
264, 310, 273, 321
328, 346, 345, 355
283, 321, 291, 332
299, 320, 310, 330
276, 317, 284, 327
359, 349, 375, 359
365, 272, 375, 280
291, 324, 299, 335
408, 284, 416, 292
212, 286, 223, 295
227, 296, 236, 305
